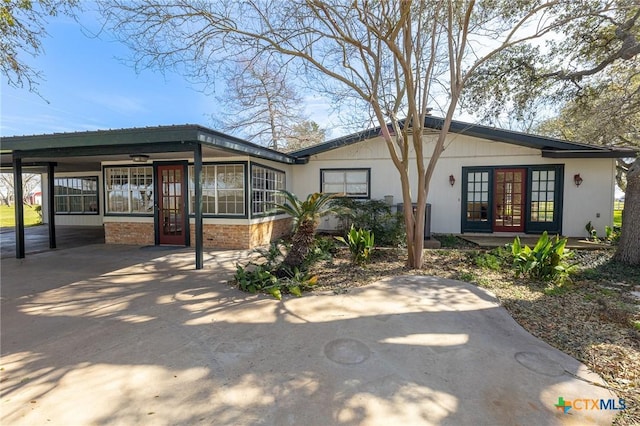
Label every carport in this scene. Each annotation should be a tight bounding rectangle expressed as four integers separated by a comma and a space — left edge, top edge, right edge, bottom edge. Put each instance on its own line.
0, 125, 298, 269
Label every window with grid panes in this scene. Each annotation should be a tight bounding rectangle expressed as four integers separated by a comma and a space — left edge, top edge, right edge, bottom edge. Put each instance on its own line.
54, 177, 98, 214
251, 165, 285, 215
530, 169, 556, 222
105, 167, 153, 214
188, 164, 245, 215
466, 171, 489, 221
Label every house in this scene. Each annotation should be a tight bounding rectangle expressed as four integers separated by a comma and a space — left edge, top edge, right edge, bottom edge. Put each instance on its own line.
1, 118, 635, 268
28, 191, 42, 205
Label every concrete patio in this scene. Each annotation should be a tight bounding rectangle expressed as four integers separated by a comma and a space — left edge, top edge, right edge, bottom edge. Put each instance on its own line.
0, 243, 619, 425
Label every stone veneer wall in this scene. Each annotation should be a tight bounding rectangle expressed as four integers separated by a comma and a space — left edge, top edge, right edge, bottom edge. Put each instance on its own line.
104, 222, 155, 245
106, 217, 292, 249
249, 217, 292, 248
192, 217, 293, 249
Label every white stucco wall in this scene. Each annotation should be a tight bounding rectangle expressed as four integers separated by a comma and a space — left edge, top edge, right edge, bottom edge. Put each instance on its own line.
291, 133, 616, 237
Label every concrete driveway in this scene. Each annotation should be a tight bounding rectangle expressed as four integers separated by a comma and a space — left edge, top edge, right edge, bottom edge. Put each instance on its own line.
1, 245, 618, 425
0, 225, 105, 259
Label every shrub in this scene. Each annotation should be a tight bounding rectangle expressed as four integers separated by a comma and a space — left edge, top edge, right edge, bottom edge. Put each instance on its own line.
234, 263, 318, 300
510, 231, 576, 284
332, 198, 405, 247
335, 225, 375, 265
233, 238, 325, 300
34, 205, 43, 223
234, 264, 282, 299
605, 225, 620, 245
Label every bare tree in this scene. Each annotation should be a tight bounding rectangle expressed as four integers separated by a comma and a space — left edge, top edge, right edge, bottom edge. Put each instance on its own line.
215, 57, 307, 150
0, 173, 40, 206
284, 120, 326, 152
99, 0, 629, 268
1, 0, 79, 94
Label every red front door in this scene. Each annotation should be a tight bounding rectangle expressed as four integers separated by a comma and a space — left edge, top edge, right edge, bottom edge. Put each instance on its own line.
493, 168, 526, 232
157, 164, 186, 245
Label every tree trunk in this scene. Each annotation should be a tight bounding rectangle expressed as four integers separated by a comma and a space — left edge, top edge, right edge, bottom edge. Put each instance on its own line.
283, 219, 316, 269
614, 157, 640, 265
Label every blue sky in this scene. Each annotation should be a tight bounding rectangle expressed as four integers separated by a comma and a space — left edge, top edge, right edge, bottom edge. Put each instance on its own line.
0, 9, 332, 138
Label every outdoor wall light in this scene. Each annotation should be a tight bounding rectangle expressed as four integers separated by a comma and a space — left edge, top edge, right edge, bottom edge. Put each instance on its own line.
574, 173, 583, 187
130, 154, 150, 163
449, 174, 456, 186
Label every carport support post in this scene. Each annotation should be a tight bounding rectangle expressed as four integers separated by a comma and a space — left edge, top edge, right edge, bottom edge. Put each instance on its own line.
12, 155, 25, 258
194, 143, 203, 269
47, 162, 56, 248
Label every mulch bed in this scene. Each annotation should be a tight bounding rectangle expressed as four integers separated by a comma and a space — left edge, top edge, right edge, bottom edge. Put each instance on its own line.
308, 246, 640, 425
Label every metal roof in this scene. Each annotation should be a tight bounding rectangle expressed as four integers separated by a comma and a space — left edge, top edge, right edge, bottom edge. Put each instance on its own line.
0, 124, 299, 164
290, 116, 637, 159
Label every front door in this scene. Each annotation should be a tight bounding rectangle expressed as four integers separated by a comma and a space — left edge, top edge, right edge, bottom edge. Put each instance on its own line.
493, 168, 526, 232
157, 164, 186, 245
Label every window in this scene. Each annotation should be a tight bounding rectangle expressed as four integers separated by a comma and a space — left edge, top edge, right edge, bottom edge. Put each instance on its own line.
54, 177, 98, 214
530, 169, 556, 222
251, 164, 285, 216
188, 164, 245, 216
105, 167, 153, 214
321, 169, 370, 198
466, 171, 489, 221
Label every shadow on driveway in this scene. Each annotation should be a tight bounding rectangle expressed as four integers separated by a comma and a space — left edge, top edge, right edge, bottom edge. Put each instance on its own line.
0, 245, 618, 425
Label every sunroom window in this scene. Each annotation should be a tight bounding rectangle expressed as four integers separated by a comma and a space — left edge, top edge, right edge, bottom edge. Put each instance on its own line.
188, 164, 245, 215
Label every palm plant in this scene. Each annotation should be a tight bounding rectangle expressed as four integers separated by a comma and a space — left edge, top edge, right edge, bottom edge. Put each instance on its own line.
276, 191, 339, 268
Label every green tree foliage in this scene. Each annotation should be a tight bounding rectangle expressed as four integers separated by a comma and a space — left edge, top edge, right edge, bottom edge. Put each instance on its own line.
463, 1, 639, 122
1, 0, 79, 93
537, 67, 639, 190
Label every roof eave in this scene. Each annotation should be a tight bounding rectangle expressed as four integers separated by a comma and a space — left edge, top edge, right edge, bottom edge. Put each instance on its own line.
542, 149, 638, 159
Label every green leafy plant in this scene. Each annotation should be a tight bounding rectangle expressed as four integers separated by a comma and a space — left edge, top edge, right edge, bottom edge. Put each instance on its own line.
234, 263, 318, 300
332, 198, 405, 247
234, 237, 323, 300
234, 264, 281, 299
585, 221, 598, 241
510, 231, 576, 284
335, 225, 375, 265
276, 191, 340, 269
279, 266, 319, 296
604, 225, 620, 244
473, 247, 509, 271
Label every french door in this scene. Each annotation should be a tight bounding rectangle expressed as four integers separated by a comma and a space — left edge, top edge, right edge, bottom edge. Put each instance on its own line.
462, 165, 562, 234
493, 168, 526, 232
157, 164, 187, 245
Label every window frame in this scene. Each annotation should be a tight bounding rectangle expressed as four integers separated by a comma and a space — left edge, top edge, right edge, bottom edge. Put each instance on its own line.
250, 163, 286, 218
187, 162, 248, 219
53, 176, 99, 215
526, 165, 564, 234
103, 165, 155, 216
320, 168, 371, 199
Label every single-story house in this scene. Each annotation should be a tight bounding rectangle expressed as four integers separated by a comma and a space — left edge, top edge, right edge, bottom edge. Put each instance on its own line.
1, 117, 635, 268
